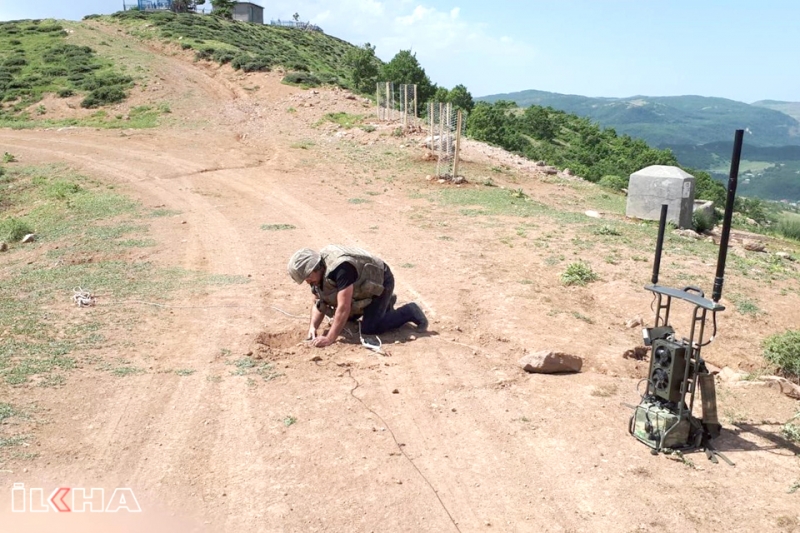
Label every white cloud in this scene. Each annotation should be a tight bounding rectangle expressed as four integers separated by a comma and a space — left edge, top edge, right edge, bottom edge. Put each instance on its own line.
259, 1, 538, 94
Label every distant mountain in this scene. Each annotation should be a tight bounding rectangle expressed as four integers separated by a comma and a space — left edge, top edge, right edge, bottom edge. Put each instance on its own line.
477, 89, 800, 148
752, 100, 800, 123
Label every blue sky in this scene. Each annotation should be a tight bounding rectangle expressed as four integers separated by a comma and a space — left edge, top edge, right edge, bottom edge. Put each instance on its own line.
2, 1, 797, 103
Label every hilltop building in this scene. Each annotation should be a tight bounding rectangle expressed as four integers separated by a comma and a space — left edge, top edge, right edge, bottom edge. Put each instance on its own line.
134, 0, 173, 10
232, 2, 264, 23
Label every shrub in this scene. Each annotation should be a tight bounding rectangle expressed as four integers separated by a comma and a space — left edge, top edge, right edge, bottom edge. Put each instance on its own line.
240, 56, 273, 73
763, 329, 800, 377
692, 209, 715, 233
283, 72, 320, 87
560, 261, 598, 286
3, 57, 27, 67
194, 47, 216, 61
0, 217, 33, 242
57, 88, 74, 98
212, 49, 236, 64
777, 214, 800, 241
598, 175, 628, 191
81, 86, 127, 108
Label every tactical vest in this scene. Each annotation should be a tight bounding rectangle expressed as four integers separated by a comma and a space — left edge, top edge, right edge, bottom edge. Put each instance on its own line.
317, 245, 386, 317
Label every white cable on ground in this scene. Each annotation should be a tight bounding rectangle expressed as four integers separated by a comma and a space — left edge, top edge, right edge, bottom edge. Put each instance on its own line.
72, 287, 95, 307
358, 320, 385, 355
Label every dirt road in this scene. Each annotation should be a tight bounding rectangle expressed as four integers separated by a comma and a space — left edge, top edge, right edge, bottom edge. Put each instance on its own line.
1, 25, 799, 532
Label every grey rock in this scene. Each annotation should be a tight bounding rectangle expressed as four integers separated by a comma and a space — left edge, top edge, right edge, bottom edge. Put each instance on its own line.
21, 233, 36, 243
743, 240, 766, 252
0, 242, 7, 252
519, 350, 583, 374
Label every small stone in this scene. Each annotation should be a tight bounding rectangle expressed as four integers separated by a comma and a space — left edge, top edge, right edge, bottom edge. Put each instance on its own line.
0, 242, 7, 252
21, 233, 36, 243
626, 317, 642, 329
718, 366, 743, 383
392, 388, 399, 394
519, 350, 583, 374
409, 335, 416, 341
585, 210, 601, 218
310, 355, 322, 362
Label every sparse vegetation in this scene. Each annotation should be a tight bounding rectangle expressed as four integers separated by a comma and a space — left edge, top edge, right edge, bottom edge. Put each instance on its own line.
0, 164, 250, 386
561, 261, 598, 286
0, 21, 133, 116
317, 112, 363, 129
763, 329, 800, 377
692, 209, 715, 233
777, 214, 800, 241
0, 217, 33, 242
261, 223, 295, 231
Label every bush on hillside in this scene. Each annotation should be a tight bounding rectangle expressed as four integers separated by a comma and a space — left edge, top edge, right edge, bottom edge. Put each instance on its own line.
692, 209, 715, 233
230, 54, 273, 73
763, 329, 800, 378
81, 86, 127, 108
598, 175, 628, 191
0, 217, 33, 242
777, 214, 800, 241
283, 72, 320, 87
560, 262, 598, 286
212, 49, 236, 64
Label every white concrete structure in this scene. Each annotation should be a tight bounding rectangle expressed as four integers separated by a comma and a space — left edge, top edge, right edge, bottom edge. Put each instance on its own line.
626, 165, 696, 229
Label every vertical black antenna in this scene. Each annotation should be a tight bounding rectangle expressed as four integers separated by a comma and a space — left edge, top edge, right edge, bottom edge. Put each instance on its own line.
652, 204, 669, 285
712, 129, 743, 303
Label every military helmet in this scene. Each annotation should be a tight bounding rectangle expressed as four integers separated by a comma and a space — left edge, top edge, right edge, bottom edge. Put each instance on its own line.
287, 248, 321, 284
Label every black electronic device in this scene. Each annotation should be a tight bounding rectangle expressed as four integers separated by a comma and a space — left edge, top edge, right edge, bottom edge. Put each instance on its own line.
629, 130, 743, 465
649, 338, 687, 403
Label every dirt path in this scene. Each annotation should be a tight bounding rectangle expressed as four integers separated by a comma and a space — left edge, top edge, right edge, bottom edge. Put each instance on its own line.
1, 28, 800, 533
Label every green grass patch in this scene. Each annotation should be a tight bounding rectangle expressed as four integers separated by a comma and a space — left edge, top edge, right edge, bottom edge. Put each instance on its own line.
763, 329, 800, 377
0, 435, 29, 448
175, 369, 196, 376
148, 208, 181, 217
777, 214, 800, 241
106, 11, 361, 91
316, 112, 363, 129
261, 223, 295, 231
0, 20, 134, 116
0, 164, 250, 386
226, 357, 282, 381
592, 224, 622, 236
729, 293, 762, 316
561, 261, 599, 286
0, 216, 33, 242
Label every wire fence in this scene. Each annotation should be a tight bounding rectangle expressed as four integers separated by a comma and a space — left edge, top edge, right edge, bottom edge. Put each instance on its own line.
427, 102, 467, 178
376, 82, 418, 129
270, 20, 324, 32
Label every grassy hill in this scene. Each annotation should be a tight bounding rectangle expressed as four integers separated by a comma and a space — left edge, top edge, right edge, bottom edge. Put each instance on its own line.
104, 10, 364, 84
479, 89, 800, 202
478, 89, 800, 147
0, 11, 374, 127
752, 99, 800, 122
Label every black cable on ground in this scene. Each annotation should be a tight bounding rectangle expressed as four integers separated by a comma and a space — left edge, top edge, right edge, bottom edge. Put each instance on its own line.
345, 369, 462, 533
